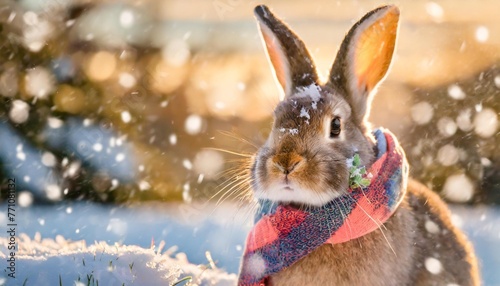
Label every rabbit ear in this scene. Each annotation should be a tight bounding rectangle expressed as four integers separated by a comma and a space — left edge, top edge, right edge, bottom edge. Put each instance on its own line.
328, 5, 400, 122
254, 5, 318, 98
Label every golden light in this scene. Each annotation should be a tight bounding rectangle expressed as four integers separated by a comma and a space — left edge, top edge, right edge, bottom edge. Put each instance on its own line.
54, 84, 87, 114
85, 51, 117, 82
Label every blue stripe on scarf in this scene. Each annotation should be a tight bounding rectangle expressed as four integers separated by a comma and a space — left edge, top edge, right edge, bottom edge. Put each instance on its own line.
374, 129, 387, 159
384, 168, 402, 210
255, 199, 278, 222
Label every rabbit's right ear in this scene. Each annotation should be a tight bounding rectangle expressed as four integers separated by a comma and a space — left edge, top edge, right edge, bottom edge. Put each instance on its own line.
328, 5, 399, 123
254, 5, 318, 99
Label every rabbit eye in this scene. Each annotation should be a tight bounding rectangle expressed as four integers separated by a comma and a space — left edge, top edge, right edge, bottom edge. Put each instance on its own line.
330, 117, 341, 137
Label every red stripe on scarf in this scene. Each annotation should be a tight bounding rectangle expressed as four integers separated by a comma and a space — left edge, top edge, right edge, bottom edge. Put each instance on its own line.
246, 206, 308, 252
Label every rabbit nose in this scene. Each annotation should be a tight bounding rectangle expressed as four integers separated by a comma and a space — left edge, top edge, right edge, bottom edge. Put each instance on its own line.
272, 153, 304, 175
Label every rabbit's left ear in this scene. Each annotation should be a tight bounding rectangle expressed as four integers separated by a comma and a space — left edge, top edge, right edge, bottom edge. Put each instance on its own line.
328, 5, 400, 123
254, 5, 318, 99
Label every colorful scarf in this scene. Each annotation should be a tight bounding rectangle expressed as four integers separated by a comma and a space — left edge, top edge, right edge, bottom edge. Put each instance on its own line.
238, 129, 408, 286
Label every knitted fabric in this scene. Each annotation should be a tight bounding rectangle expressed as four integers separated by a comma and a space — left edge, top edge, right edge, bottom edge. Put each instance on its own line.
238, 128, 408, 286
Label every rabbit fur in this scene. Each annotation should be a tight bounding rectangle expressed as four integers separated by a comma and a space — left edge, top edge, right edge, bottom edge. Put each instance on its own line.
243, 4, 480, 286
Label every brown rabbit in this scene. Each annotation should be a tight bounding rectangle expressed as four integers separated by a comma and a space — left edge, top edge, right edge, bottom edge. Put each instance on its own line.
238, 5, 480, 286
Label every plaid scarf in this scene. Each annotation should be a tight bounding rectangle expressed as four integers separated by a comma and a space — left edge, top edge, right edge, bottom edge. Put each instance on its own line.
238, 129, 408, 286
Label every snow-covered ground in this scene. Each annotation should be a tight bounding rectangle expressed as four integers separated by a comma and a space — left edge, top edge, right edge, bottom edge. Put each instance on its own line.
0, 202, 499, 285
0, 235, 236, 286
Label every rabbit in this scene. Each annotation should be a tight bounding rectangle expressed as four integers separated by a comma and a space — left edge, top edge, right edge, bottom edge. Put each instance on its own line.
238, 4, 480, 286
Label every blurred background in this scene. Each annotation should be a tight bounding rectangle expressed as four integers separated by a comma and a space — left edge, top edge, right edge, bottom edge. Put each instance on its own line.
0, 0, 499, 284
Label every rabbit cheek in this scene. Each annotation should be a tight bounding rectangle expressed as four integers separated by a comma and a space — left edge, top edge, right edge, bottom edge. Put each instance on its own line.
324, 160, 350, 195
251, 153, 272, 195
306, 152, 348, 198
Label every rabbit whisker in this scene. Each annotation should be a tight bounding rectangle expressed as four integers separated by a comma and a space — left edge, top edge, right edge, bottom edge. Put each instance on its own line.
204, 147, 253, 158
346, 194, 395, 256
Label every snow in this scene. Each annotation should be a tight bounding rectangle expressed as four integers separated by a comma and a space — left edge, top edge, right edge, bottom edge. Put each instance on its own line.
475, 103, 483, 113
183, 183, 192, 203
169, 134, 178, 145
185, 115, 203, 135
299, 107, 310, 120
18, 192, 34, 208
115, 153, 125, 162
120, 10, 135, 28
22, 11, 38, 25
22, 16, 54, 52
47, 117, 64, 129
116, 137, 124, 146
45, 184, 62, 201
107, 218, 128, 236
481, 157, 492, 167
7, 11, 15, 23
296, 84, 321, 101
450, 213, 464, 228
424, 257, 443, 274
312, 101, 317, 109
237, 82, 246, 91
25, 67, 55, 99
194, 150, 225, 179
183, 159, 193, 170
437, 117, 457, 137
65, 161, 81, 178
424, 219, 440, 234
111, 179, 120, 190
138, 180, 151, 191
16, 151, 26, 161
494, 75, 500, 88
121, 111, 132, 123
93, 143, 103, 152
473, 108, 498, 138
475, 26, 489, 42
163, 40, 191, 67
425, 2, 444, 21
41, 152, 57, 167
437, 144, 459, 166
83, 118, 93, 126
198, 174, 205, 184
0, 235, 236, 286
244, 253, 266, 279
119, 73, 137, 89
410, 101, 433, 125
447, 84, 466, 100
295, 84, 321, 109
442, 174, 474, 203
279, 127, 300, 135
9, 100, 30, 124
456, 109, 473, 131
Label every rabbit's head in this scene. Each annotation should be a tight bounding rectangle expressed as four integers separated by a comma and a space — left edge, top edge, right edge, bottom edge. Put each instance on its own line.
251, 5, 400, 207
